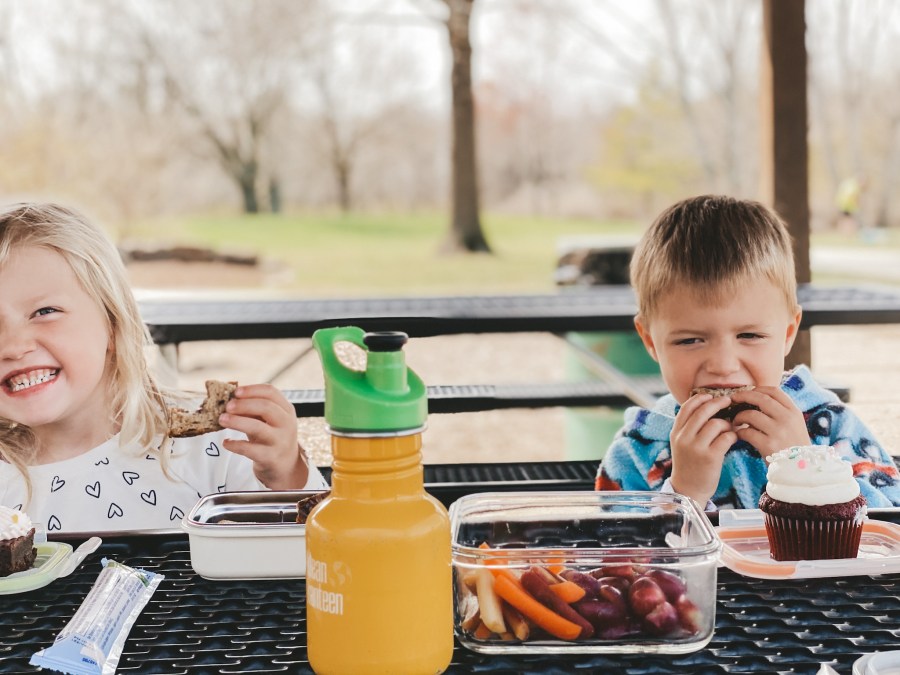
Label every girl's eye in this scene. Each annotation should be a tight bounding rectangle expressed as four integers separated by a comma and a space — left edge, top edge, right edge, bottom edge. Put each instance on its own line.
674, 337, 700, 346
738, 332, 763, 340
34, 307, 58, 317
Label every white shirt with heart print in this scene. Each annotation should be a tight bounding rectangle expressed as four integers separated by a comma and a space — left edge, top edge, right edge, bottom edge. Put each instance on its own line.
0, 429, 329, 533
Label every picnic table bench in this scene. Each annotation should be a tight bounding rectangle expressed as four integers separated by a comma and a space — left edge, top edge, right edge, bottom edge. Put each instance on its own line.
138, 283, 900, 413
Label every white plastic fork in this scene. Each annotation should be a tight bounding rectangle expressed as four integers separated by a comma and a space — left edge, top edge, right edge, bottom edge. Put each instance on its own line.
57, 537, 103, 578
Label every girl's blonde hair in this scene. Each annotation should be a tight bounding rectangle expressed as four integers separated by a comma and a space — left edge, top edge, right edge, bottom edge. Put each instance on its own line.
631, 194, 799, 321
0, 202, 169, 501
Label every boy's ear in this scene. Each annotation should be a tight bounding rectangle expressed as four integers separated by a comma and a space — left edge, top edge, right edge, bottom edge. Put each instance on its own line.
783, 305, 803, 355
633, 315, 660, 362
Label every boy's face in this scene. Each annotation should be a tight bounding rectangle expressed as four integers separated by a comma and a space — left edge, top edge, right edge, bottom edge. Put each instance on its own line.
634, 280, 802, 405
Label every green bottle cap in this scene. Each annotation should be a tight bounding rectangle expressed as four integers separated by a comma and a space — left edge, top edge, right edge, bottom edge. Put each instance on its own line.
312, 326, 427, 432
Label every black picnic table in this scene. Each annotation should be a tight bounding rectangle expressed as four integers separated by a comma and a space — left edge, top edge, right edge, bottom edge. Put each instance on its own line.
136, 283, 897, 413
138, 284, 900, 345
2, 461, 899, 675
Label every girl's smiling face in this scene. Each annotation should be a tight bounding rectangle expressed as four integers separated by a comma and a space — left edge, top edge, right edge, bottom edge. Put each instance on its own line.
634, 279, 803, 405
0, 245, 115, 455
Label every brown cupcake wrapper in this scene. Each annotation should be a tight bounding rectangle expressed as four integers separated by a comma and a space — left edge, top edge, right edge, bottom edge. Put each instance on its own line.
763, 513, 865, 561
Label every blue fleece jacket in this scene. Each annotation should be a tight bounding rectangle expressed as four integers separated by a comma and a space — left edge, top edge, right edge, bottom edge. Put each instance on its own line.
596, 366, 900, 508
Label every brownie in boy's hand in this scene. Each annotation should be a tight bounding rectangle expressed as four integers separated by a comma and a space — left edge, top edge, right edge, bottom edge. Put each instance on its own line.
690, 385, 759, 421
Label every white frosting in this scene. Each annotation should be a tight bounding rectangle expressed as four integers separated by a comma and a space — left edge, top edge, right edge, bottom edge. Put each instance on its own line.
765, 445, 860, 506
0, 505, 34, 539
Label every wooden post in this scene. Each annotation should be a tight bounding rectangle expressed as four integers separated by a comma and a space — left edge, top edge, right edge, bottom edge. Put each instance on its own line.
760, 0, 811, 368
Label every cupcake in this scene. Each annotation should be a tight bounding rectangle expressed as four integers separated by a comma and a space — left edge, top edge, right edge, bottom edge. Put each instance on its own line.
758, 446, 867, 561
0, 506, 38, 576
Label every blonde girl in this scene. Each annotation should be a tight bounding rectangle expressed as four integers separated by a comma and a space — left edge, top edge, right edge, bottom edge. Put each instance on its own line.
0, 202, 326, 531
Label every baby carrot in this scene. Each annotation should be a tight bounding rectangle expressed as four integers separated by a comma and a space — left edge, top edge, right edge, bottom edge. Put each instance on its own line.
478, 542, 523, 587
546, 556, 566, 575
473, 620, 493, 640
501, 602, 531, 641
520, 568, 594, 639
549, 580, 586, 604
474, 566, 507, 635
493, 573, 581, 641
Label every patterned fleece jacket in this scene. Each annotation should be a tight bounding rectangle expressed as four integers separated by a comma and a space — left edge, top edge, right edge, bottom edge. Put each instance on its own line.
595, 365, 900, 509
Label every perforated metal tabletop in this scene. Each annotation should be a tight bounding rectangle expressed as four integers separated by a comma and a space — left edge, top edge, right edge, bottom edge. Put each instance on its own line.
0, 535, 900, 675
3, 458, 899, 675
2, 526, 899, 674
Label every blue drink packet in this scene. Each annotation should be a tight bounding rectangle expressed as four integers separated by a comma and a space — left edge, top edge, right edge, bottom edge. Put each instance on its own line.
30, 558, 163, 675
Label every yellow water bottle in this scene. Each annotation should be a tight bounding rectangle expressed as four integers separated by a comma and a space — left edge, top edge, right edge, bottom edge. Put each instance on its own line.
306, 327, 453, 675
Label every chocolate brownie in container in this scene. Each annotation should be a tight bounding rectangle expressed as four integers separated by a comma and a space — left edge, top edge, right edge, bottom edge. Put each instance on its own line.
758, 446, 866, 561
0, 505, 37, 576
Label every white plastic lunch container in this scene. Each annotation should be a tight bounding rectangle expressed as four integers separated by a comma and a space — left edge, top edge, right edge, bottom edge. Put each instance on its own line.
182, 490, 326, 580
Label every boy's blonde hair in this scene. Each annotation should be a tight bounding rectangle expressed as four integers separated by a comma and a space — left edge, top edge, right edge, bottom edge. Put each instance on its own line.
0, 203, 169, 501
631, 195, 799, 320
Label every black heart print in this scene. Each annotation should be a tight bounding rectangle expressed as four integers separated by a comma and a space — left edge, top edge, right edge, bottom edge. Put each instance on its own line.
95, 457, 109, 466
14, 504, 22, 511
217, 484, 226, 493
85, 482, 101, 498
122, 471, 140, 485
47, 515, 62, 531
50, 476, 65, 492
205, 442, 220, 457
141, 490, 157, 506
145, 454, 157, 461
170, 506, 184, 521
108, 503, 124, 518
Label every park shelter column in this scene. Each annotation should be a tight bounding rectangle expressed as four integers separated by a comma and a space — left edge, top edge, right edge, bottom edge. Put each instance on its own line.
760, 0, 810, 368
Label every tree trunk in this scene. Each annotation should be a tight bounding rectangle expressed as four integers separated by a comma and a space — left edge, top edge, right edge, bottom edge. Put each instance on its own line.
444, 0, 490, 253
269, 176, 282, 214
760, 0, 811, 368
336, 158, 352, 213
239, 162, 260, 214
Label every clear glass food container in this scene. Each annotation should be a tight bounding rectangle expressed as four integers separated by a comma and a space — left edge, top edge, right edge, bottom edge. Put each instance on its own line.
450, 491, 721, 654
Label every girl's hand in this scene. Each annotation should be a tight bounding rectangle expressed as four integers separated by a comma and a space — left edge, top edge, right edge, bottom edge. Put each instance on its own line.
669, 392, 738, 506
218, 383, 311, 489
729, 387, 811, 459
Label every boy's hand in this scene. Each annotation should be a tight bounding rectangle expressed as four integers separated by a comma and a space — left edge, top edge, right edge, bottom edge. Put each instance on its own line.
218, 383, 311, 489
669, 392, 738, 506
728, 386, 811, 459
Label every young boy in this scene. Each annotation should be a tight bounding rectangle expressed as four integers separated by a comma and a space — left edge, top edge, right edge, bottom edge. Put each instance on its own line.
596, 195, 900, 509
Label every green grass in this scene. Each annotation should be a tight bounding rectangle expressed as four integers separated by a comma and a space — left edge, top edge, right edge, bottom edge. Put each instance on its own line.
123, 211, 639, 295
121, 211, 899, 294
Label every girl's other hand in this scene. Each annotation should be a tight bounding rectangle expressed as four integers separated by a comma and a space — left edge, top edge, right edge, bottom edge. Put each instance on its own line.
668, 392, 738, 506
218, 383, 310, 489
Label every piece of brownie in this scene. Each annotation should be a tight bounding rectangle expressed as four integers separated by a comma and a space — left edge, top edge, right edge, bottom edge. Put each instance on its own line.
296, 491, 330, 524
168, 380, 238, 438
691, 385, 759, 421
0, 527, 37, 577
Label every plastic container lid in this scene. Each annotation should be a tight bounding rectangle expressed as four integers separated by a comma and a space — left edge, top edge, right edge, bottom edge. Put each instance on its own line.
0, 542, 73, 594
716, 509, 900, 579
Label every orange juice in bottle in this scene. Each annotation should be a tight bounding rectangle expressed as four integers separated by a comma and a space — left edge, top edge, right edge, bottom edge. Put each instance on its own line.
306, 327, 453, 675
